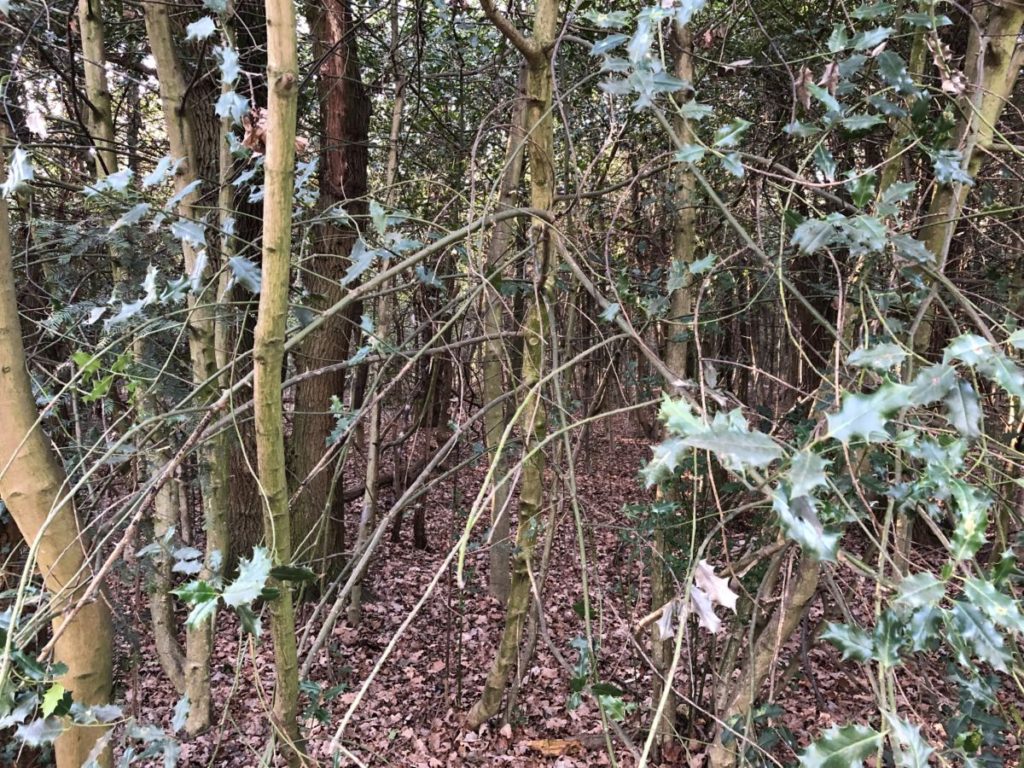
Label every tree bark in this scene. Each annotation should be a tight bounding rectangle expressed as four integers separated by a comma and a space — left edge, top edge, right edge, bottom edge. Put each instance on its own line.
0, 143, 114, 768
483, 66, 527, 605
466, 0, 559, 729
253, 0, 302, 759
290, 0, 371, 583
142, 1, 229, 732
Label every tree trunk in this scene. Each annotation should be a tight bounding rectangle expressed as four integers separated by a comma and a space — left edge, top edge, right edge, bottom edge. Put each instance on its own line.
291, 0, 370, 582
142, 1, 229, 732
483, 66, 527, 605
466, 0, 559, 729
0, 143, 114, 768
253, 0, 302, 759
913, 1, 1024, 353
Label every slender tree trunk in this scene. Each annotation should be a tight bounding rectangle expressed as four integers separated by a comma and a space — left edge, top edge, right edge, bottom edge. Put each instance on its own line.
466, 0, 559, 729
0, 143, 114, 768
78, 0, 188, 693
253, 0, 302, 759
349, 5, 404, 623
483, 66, 527, 605
142, 1, 229, 732
649, 21, 698, 756
913, 1, 1024, 353
291, 0, 370, 583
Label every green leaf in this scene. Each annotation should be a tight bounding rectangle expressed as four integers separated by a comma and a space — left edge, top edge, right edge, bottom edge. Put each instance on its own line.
949, 479, 990, 561
677, 101, 714, 121
599, 302, 621, 323
641, 438, 687, 488
847, 342, 906, 371
16, 717, 64, 747
713, 118, 752, 148
851, 2, 894, 19
876, 51, 917, 94
894, 572, 945, 610
590, 33, 628, 56
826, 383, 911, 443
851, 26, 893, 51
933, 149, 973, 186
963, 578, 1024, 634
369, 199, 388, 235
890, 233, 935, 264
822, 622, 874, 661
223, 547, 272, 607
885, 714, 934, 768
800, 724, 881, 768
226, 256, 261, 294
873, 610, 905, 667
806, 83, 842, 115
877, 180, 916, 216
841, 114, 885, 132
681, 414, 783, 471
186, 596, 218, 629
907, 606, 941, 651
827, 24, 849, 53
977, 353, 1024, 398
660, 397, 703, 435
944, 334, 992, 365
40, 684, 66, 718
341, 239, 376, 286
171, 694, 190, 733
674, 144, 705, 164
690, 253, 716, 274
236, 604, 262, 638
948, 601, 1010, 672
902, 12, 951, 29
813, 144, 837, 182
172, 580, 218, 605
774, 490, 841, 561
787, 451, 830, 497
269, 565, 318, 583
719, 152, 744, 178
844, 171, 876, 208
943, 380, 981, 438
792, 217, 840, 254
185, 16, 216, 41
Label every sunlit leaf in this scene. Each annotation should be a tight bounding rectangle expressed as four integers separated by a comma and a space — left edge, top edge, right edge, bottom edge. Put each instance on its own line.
222, 547, 272, 608
799, 723, 880, 768
185, 16, 216, 41
847, 342, 906, 371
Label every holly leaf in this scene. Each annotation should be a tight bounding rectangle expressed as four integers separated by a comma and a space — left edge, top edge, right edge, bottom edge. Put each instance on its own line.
894, 571, 945, 610
885, 714, 934, 768
963, 577, 1024, 634
171, 694, 190, 733
694, 560, 737, 612
341, 239, 376, 286
800, 724, 881, 768
948, 601, 1009, 672
16, 717, 64, 746
847, 343, 906, 371
822, 622, 874, 661
943, 379, 981, 438
222, 546, 272, 607
826, 384, 911, 443
690, 586, 722, 633
949, 479, 990, 561
787, 451, 830, 497
185, 16, 216, 41
226, 255, 262, 294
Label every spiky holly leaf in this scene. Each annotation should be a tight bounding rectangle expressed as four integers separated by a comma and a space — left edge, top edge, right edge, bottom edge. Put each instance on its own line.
894, 571, 945, 610
787, 451, 830, 497
873, 610, 906, 667
885, 714, 934, 768
822, 622, 874, 661
660, 397, 702, 435
690, 586, 722, 634
963, 578, 1024, 634
682, 425, 783, 471
948, 601, 1010, 672
800, 724, 881, 768
826, 384, 911, 443
774, 490, 841, 561
222, 546, 272, 607
943, 379, 981, 438
949, 480, 990, 561
847, 343, 907, 371
694, 560, 737, 612
944, 334, 991, 365
641, 437, 687, 488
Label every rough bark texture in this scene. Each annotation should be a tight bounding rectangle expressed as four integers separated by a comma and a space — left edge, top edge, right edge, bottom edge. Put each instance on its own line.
254, 0, 302, 759
290, 0, 371, 580
466, 0, 559, 729
483, 67, 527, 605
0, 149, 114, 768
142, 1, 229, 732
913, 1, 1024, 353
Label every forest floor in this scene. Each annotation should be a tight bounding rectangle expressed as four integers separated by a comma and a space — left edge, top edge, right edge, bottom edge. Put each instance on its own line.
110, 419, 1015, 767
